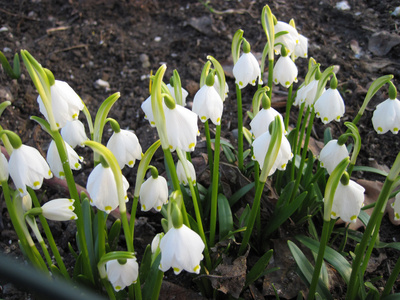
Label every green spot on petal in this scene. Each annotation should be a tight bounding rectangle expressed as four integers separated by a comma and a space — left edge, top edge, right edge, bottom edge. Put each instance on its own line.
193, 265, 200, 272
189, 143, 195, 149
216, 117, 221, 123
156, 206, 161, 210
201, 116, 207, 121
70, 216, 76, 220
350, 215, 357, 221
169, 145, 173, 149
377, 127, 383, 132
33, 181, 40, 187
142, 205, 146, 210
150, 121, 155, 125
323, 117, 328, 122
336, 116, 341, 120
105, 206, 112, 213
285, 81, 290, 86
239, 81, 243, 86
115, 286, 121, 291
18, 188, 24, 193
48, 170, 52, 176
74, 163, 80, 168
72, 113, 78, 119
128, 160, 134, 166
394, 127, 399, 133
68, 206, 73, 210
396, 213, 400, 220
173, 267, 180, 273
331, 211, 337, 217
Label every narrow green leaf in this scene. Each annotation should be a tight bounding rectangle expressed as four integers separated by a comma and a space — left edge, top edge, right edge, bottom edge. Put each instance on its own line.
81, 198, 95, 274
0, 51, 19, 79
287, 241, 333, 300
108, 219, 121, 251
142, 253, 162, 300
13, 53, 20, 77
245, 249, 273, 287
139, 245, 152, 283
352, 165, 388, 177
218, 194, 234, 240
221, 144, 236, 164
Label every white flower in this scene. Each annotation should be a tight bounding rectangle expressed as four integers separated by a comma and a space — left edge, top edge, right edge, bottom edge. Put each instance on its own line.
159, 224, 205, 274
42, 198, 77, 221
273, 55, 298, 88
176, 159, 196, 186
151, 233, 164, 254
139, 176, 168, 212
252, 131, 293, 176
0, 153, 8, 182
164, 105, 199, 152
318, 140, 349, 174
47, 140, 83, 179
330, 180, 365, 223
391, 193, 400, 220
106, 258, 139, 291
192, 84, 223, 125
37, 80, 84, 129
314, 88, 345, 124
250, 107, 285, 139
213, 75, 229, 100
61, 119, 88, 148
22, 194, 32, 212
274, 21, 299, 55
141, 95, 157, 127
87, 164, 129, 213
233, 52, 262, 89
106, 129, 142, 169
294, 34, 308, 59
371, 98, 400, 134
9, 144, 53, 196
294, 79, 322, 107
167, 83, 189, 106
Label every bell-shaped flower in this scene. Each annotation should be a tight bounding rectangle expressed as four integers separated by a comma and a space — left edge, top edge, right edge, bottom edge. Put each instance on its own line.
252, 131, 293, 176
294, 79, 322, 107
0, 153, 8, 182
314, 87, 345, 124
274, 21, 299, 55
294, 34, 308, 60
176, 158, 196, 186
47, 140, 83, 179
141, 95, 157, 127
159, 224, 205, 274
273, 54, 298, 88
330, 180, 365, 223
106, 258, 139, 291
139, 175, 168, 212
391, 193, 400, 220
164, 104, 199, 152
60, 119, 88, 148
9, 144, 53, 196
42, 198, 77, 221
371, 97, 400, 134
250, 107, 285, 139
318, 139, 349, 174
192, 84, 223, 125
87, 164, 129, 214
106, 129, 142, 169
233, 51, 262, 89
167, 83, 189, 106
37, 80, 84, 129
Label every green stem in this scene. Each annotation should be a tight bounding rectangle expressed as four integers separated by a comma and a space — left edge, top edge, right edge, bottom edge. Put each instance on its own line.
209, 124, 221, 246
98, 211, 107, 261
101, 279, 116, 300
307, 219, 332, 300
151, 270, 164, 299
52, 130, 94, 283
29, 190, 69, 279
346, 176, 395, 299
267, 59, 274, 99
134, 277, 142, 300
236, 84, 244, 172
130, 195, 139, 240
39, 240, 53, 268
382, 253, 400, 296
204, 120, 214, 179
290, 102, 305, 180
297, 105, 310, 155
239, 179, 265, 255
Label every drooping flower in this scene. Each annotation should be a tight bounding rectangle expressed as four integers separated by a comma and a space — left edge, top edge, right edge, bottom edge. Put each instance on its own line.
294, 79, 322, 107
9, 144, 53, 196
192, 83, 223, 125
164, 104, 199, 152
391, 193, 400, 220
371, 97, 400, 134
60, 119, 88, 148
274, 21, 299, 55
87, 164, 129, 213
330, 180, 365, 223
0, 153, 8, 182
233, 40, 262, 89
252, 130, 293, 176
250, 107, 285, 139
106, 129, 142, 169
314, 87, 345, 124
139, 175, 169, 212
273, 53, 298, 88
41, 198, 77, 221
294, 34, 308, 60
37, 80, 84, 129
141, 95, 157, 127
318, 140, 349, 174
106, 258, 139, 291
213, 74, 229, 100
176, 158, 196, 186
46, 140, 83, 179
167, 83, 189, 106
159, 224, 205, 274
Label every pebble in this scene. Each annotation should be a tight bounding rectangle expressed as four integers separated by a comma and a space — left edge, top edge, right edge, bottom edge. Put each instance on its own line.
0, 26, 8, 32
139, 53, 150, 68
94, 79, 110, 90
154, 36, 161, 42
335, 1, 350, 10
392, 7, 400, 16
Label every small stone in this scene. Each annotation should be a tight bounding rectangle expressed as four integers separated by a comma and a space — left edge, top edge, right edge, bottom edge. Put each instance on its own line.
335, 1, 350, 10
0, 26, 9, 32
392, 7, 400, 16
154, 36, 161, 42
94, 79, 110, 90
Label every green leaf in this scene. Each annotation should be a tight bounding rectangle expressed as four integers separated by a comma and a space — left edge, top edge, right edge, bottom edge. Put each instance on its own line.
296, 235, 352, 284
139, 245, 152, 283
221, 144, 236, 164
142, 253, 162, 300
323, 127, 332, 145
228, 181, 255, 206
245, 249, 273, 287
81, 197, 95, 274
0, 51, 20, 79
287, 241, 333, 300
218, 194, 234, 240
108, 219, 121, 251
352, 165, 388, 177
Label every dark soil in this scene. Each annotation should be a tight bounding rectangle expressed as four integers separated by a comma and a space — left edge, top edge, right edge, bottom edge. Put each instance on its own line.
1, 0, 400, 299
